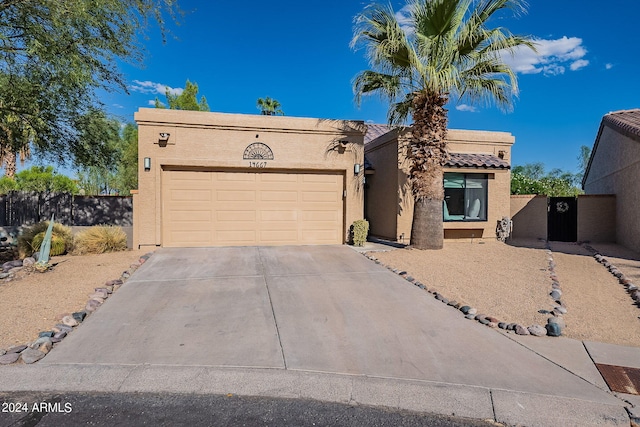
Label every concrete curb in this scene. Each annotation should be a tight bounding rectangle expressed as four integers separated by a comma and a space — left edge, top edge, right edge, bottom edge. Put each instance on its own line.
0, 364, 629, 426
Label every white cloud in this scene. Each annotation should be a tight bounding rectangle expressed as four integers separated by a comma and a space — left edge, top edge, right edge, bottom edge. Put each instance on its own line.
501, 36, 589, 76
570, 59, 589, 71
456, 104, 478, 113
148, 99, 164, 107
605, 63, 614, 70
130, 80, 183, 96
395, 5, 413, 35
112, 103, 124, 109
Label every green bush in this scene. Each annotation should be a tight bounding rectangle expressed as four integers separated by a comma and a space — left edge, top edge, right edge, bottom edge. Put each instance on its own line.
0, 176, 18, 194
18, 221, 74, 258
351, 219, 369, 247
73, 225, 128, 255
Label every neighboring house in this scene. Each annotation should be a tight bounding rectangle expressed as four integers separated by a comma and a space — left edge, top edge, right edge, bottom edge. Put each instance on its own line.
133, 109, 366, 249
364, 125, 514, 243
583, 109, 640, 253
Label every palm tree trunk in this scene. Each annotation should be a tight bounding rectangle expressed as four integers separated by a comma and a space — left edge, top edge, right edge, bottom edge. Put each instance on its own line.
409, 91, 449, 249
4, 151, 16, 178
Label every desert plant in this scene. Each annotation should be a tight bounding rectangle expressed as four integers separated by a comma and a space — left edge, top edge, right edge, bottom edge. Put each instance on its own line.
73, 225, 127, 255
17, 220, 74, 258
351, 219, 370, 247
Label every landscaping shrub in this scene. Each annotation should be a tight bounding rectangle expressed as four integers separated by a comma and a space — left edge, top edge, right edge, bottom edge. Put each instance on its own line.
351, 219, 369, 247
73, 225, 127, 255
18, 221, 74, 258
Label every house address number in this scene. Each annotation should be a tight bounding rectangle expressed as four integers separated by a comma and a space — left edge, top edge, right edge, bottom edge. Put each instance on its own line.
248, 161, 267, 168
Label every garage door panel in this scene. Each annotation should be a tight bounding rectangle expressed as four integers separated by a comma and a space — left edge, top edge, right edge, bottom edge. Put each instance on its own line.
216, 173, 256, 182
167, 210, 212, 222
260, 173, 298, 182
260, 210, 297, 221
163, 170, 343, 247
216, 230, 257, 242
170, 231, 213, 244
301, 211, 338, 221
217, 211, 256, 221
301, 230, 339, 243
301, 191, 340, 203
261, 191, 298, 202
216, 190, 256, 202
170, 189, 212, 201
302, 174, 340, 183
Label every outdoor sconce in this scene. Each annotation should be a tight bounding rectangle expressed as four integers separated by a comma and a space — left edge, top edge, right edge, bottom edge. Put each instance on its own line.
158, 132, 170, 147
143, 157, 151, 171
354, 164, 361, 175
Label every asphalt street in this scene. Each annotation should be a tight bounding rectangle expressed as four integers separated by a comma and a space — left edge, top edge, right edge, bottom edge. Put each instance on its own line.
0, 392, 496, 427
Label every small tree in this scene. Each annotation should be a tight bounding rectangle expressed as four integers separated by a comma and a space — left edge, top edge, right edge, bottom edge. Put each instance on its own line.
12, 166, 78, 194
155, 80, 210, 111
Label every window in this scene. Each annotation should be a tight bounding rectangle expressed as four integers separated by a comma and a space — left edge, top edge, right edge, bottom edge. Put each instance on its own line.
443, 173, 487, 221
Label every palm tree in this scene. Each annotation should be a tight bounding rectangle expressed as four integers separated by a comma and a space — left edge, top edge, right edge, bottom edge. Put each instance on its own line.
0, 109, 33, 178
352, 0, 535, 249
256, 97, 284, 116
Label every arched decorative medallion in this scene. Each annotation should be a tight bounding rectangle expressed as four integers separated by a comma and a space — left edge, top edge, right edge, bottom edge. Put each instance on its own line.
243, 143, 274, 160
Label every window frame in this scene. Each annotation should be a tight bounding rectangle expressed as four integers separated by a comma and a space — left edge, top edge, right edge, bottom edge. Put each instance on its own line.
443, 172, 488, 222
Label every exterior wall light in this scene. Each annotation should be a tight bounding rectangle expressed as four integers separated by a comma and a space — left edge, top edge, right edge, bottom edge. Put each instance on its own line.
144, 157, 151, 171
159, 133, 170, 147
354, 164, 361, 175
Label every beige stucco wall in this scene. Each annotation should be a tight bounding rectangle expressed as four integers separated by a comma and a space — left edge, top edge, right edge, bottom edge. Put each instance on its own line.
365, 128, 514, 243
510, 195, 547, 240
577, 195, 616, 243
364, 133, 400, 241
584, 126, 640, 252
134, 109, 366, 249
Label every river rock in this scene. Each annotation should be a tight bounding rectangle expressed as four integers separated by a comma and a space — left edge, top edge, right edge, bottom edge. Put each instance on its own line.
72, 312, 87, 323
467, 308, 477, 316
460, 306, 471, 314
515, 325, 530, 335
7, 344, 27, 354
546, 323, 563, 337
62, 315, 78, 327
22, 257, 36, 267
105, 279, 123, 287
554, 306, 568, 315
548, 316, 566, 329
550, 289, 562, 300
0, 352, 20, 364
528, 325, 547, 337
39, 341, 53, 354
20, 348, 45, 364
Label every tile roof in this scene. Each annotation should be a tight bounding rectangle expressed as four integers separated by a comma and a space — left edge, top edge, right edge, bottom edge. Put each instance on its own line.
364, 124, 391, 144
602, 109, 640, 142
446, 153, 510, 169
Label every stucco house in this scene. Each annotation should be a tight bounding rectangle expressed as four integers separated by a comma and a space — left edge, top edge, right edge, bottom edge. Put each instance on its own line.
132, 109, 366, 249
364, 126, 514, 243
583, 109, 640, 252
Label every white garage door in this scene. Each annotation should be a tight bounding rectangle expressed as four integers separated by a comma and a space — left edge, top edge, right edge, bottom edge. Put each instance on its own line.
162, 169, 344, 247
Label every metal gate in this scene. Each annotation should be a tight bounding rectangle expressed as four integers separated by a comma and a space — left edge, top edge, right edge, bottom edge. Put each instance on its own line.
547, 197, 577, 242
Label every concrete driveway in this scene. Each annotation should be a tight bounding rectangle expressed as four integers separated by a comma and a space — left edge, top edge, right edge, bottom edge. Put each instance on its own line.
4, 246, 630, 426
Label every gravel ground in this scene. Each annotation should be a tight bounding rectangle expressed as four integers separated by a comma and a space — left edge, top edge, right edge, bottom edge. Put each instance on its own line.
0, 250, 145, 350
372, 239, 640, 348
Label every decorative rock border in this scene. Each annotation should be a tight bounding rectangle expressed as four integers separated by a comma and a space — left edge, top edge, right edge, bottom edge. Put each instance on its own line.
362, 246, 567, 338
583, 244, 640, 314
0, 252, 154, 365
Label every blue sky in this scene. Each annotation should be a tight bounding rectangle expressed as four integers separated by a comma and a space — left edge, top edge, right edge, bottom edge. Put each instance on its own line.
100, 0, 640, 175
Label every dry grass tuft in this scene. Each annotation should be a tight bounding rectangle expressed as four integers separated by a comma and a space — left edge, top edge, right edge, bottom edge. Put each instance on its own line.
73, 225, 128, 255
